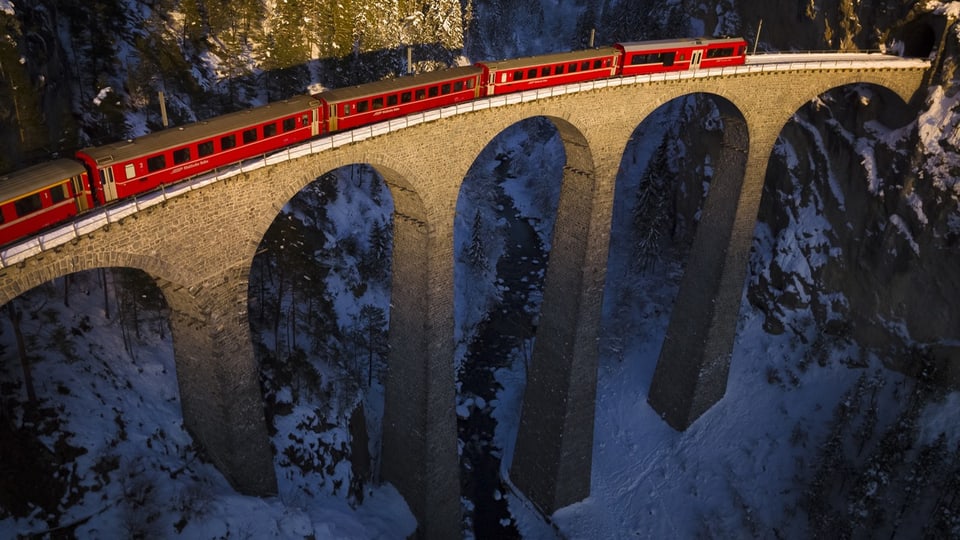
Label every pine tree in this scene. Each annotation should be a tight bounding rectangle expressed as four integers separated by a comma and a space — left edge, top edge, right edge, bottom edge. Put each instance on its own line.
466, 210, 489, 273
631, 136, 673, 272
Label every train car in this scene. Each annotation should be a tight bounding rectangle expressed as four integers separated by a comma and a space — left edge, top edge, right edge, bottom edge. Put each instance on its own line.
76, 95, 320, 203
317, 65, 484, 134
616, 37, 748, 76
479, 47, 620, 96
0, 159, 94, 246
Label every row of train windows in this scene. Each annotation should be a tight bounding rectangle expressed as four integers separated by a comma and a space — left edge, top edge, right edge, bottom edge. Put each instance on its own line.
510, 58, 609, 82
705, 47, 737, 58
143, 114, 310, 173
4, 183, 69, 222
344, 79, 475, 115
629, 52, 678, 66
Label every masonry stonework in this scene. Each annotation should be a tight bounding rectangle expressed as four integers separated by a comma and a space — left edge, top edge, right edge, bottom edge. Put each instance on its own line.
0, 65, 927, 538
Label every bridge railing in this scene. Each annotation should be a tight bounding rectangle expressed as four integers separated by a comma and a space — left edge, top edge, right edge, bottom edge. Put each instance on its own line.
0, 54, 929, 270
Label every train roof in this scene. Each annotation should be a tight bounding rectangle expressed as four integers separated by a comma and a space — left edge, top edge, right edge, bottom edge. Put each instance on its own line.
79, 94, 319, 166
480, 46, 619, 71
616, 37, 747, 53
317, 65, 484, 104
0, 159, 87, 202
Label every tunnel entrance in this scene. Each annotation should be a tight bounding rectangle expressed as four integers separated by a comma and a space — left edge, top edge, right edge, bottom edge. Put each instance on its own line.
894, 17, 939, 58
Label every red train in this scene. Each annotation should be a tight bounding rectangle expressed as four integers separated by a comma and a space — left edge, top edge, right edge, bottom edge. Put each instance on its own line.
0, 37, 747, 249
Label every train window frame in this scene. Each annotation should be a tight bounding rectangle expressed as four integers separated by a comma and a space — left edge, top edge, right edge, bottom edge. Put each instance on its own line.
663, 52, 675, 67
282, 117, 296, 132
357, 100, 369, 113
416, 88, 426, 100
221, 134, 237, 150
147, 154, 166, 172
593, 59, 602, 69
454, 81, 464, 92
263, 122, 277, 138
125, 163, 136, 179
541, 66, 551, 77
581, 61, 590, 70
569, 62, 578, 73
198, 140, 215, 157
51, 184, 68, 204
513, 70, 523, 81
387, 94, 398, 106
372, 97, 384, 109
467, 79, 474, 89
555, 64, 564, 74
14, 193, 42, 217
242, 128, 258, 144
527, 68, 537, 79
173, 147, 191, 165
441, 83, 451, 95
401, 91, 413, 103
343, 104, 351, 116
428, 86, 439, 98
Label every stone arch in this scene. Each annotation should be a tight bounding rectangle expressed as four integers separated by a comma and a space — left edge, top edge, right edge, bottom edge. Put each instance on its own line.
505, 113, 609, 513
633, 92, 750, 430
0, 251, 189, 308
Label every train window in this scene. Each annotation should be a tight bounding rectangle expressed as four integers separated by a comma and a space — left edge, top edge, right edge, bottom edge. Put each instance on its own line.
343, 104, 351, 116
441, 83, 451, 95
173, 147, 191, 164
198, 140, 215, 157
581, 61, 590, 70
416, 89, 425, 100
555, 64, 564, 74
541, 66, 550, 77
387, 94, 398, 106
221, 134, 237, 150
372, 97, 384, 109
454, 81, 463, 92
125, 163, 136, 179
428, 86, 439, 97
707, 47, 734, 58
663, 52, 675, 67
283, 118, 296, 132
569, 63, 577, 73
467, 79, 474, 89
14, 193, 42, 216
527, 68, 537, 79
51, 184, 68, 203
357, 100, 369, 113
147, 154, 166, 172
264, 123, 277, 137
401, 91, 413, 103
302, 113, 310, 125
513, 70, 523, 81
242, 128, 258, 144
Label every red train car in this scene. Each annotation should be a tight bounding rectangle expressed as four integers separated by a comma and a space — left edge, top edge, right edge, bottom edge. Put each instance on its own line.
0, 159, 94, 246
316, 66, 484, 134
76, 95, 320, 203
616, 37, 747, 76
479, 47, 620, 95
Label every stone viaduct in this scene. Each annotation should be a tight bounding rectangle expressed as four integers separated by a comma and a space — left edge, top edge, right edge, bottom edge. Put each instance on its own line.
0, 56, 929, 538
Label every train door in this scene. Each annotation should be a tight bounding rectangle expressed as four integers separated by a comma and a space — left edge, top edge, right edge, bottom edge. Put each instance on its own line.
71, 174, 91, 211
100, 167, 118, 202
690, 49, 703, 70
